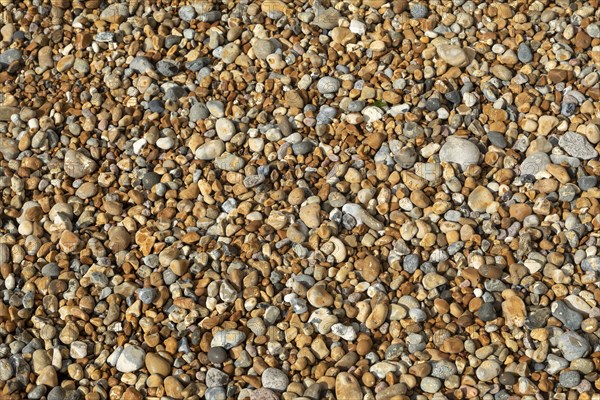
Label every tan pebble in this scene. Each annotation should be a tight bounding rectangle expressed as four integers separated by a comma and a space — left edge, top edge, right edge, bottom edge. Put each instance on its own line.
335, 372, 363, 400
307, 285, 334, 307
299, 203, 321, 228
502, 296, 527, 328
145, 353, 171, 377
468, 186, 494, 212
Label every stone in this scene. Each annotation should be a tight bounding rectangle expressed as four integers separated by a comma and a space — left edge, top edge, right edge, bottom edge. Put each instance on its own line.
538, 116, 559, 135
557, 331, 590, 361
63, 150, 98, 178
299, 203, 321, 228
551, 300, 583, 330
116, 345, 145, 373
317, 77, 340, 94
100, 4, 129, 23
439, 137, 481, 169
519, 152, 550, 178
261, 368, 288, 392
145, 353, 171, 376
196, 140, 225, 160
476, 360, 502, 381
436, 45, 474, 68
210, 330, 246, 350
468, 186, 494, 212
335, 372, 363, 400
558, 132, 598, 160
215, 118, 236, 141
410, 3, 429, 18
502, 296, 526, 328
0, 49, 21, 67
206, 368, 230, 387
208, 347, 228, 364
307, 285, 334, 307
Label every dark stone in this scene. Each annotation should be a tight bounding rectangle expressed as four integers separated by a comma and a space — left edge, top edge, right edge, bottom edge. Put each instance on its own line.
142, 172, 161, 189
478, 302, 497, 322
148, 99, 165, 113
207, 347, 228, 364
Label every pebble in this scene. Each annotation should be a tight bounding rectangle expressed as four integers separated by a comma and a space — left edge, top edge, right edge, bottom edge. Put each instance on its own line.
261, 368, 289, 392
116, 345, 145, 373
558, 131, 598, 160
439, 136, 481, 169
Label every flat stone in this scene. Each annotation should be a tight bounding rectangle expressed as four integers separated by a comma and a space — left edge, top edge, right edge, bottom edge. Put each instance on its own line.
558, 131, 598, 160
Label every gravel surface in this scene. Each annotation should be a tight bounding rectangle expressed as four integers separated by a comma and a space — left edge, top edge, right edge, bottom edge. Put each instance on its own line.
1, 0, 600, 399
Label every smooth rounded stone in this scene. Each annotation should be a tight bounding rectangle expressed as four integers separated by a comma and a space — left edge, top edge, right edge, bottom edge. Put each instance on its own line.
476, 360, 502, 381
557, 331, 590, 361
431, 360, 457, 379
142, 171, 161, 190
100, 3, 129, 22
220, 43, 240, 64
299, 203, 321, 228
312, 7, 341, 29
130, 56, 154, 73
108, 226, 130, 252
317, 77, 340, 94
253, 39, 274, 60
156, 59, 179, 77
546, 354, 570, 374
145, 353, 171, 376
206, 368, 230, 387
487, 131, 508, 148
410, 3, 429, 18
409, 308, 427, 322
0, 49, 22, 67
210, 330, 246, 350
581, 256, 600, 272
214, 153, 245, 171
147, 99, 164, 113
578, 175, 597, 190
115, 345, 145, 373
422, 273, 447, 289
375, 383, 406, 400
63, 149, 98, 178
205, 387, 226, 400
558, 132, 598, 160
551, 300, 583, 330
261, 368, 289, 392
435, 44, 474, 68
250, 388, 279, 400
439, 137, 481, 169
179, 5, 196, 21
190, 102, 209, 122
537, 115, 559, 135
0, 358, 14, 381
331, 323, 357, 341
468, 186, 494, 212
292, 141, 315, 155
420, 377, 441, 393
478, 302, 497, 322
47, 387, 66, 400
517, 43, 533, 63
207, 347, 228, 364
335, 372, 363, 400
306, 285, 333, 307
196, 140, 225, 160
558, 370, 581, 388
41, 263, 60, 278
519, 152, 550, 178
215, 118, 236, 141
